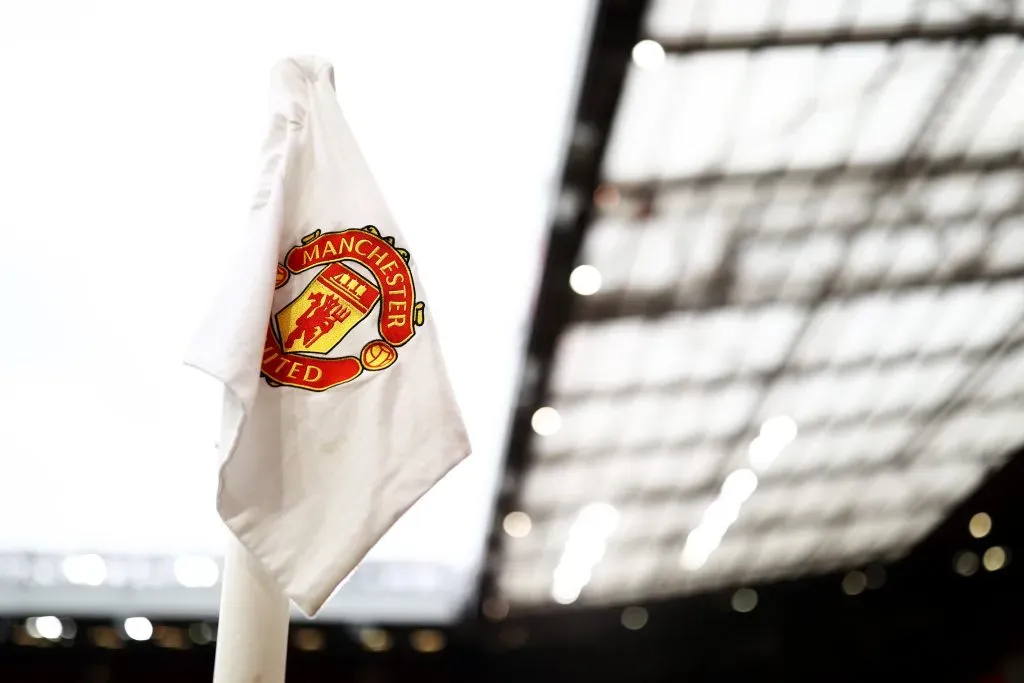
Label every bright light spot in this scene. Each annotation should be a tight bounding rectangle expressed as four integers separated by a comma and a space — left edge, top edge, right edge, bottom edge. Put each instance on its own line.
983, 546, 1008, 572
690, 523, 727, 551
701, 499, 740, 534
124, 617, 153, 642
36, 616, 62, 640
62, 554, 106, 586
552, 580, 582, 605
551, 503, 619, 603
632, 39, 666, 69
531, 406, 561, 436
680, 526, 724, 570
970, 512, 992, 539
954, 550, 980, 577
553, 560, 593, 589
720, 469, 758, 504
503, 511, 532, 538
748, 435, 779, 471
680, 547, 709, 571
842, 571, 867, 596
573, 502, 619, 538
569, 264, 602, 296
173, 556, 219, 588
562, 536, 608, 566
682, 469, 757, 570
759, 416, 797, 447
621, 606, 648, 630
731, 588, 758, 613
26, 616, 62, 640
359, 628, 393, 652
749, 417, 797, 470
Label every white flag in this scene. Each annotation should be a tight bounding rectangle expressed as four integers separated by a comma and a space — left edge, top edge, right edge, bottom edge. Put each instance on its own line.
185, 57, 471, 616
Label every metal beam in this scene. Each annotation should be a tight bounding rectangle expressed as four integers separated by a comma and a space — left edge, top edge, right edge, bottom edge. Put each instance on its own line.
553, 334, 1024, 405
608, 151, 1024, 197
655, 21, 1024, 54
527, 387, 1022, 489
477, 0, 653, 619
572, 260, 1024, 324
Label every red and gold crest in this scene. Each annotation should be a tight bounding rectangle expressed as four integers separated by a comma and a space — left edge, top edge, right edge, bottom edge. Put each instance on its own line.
261, 225, 424, 392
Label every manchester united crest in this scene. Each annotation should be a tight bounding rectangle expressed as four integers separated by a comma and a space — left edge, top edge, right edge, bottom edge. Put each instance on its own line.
262, 225, 424, 392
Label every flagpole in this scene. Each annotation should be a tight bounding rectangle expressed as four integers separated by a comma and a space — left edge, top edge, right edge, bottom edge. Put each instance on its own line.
208, 59, 324, 683
212, 535, 290, 683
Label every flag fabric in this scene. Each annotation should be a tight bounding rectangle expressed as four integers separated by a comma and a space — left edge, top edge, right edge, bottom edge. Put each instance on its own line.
185, 56, 471, 617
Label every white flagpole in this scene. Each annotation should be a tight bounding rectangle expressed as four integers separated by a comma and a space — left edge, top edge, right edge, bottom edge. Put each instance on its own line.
212, 535, 290, 683
210, 61, 340, 683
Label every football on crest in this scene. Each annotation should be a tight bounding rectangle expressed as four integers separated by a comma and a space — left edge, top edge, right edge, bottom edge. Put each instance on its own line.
360, 340, 397, 371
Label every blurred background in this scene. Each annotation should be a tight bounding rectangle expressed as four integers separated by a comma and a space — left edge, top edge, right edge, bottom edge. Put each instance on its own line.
3, 0, 1024, 681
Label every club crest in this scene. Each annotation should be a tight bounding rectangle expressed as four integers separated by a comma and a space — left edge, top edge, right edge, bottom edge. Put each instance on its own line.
262, 225, 424, 391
